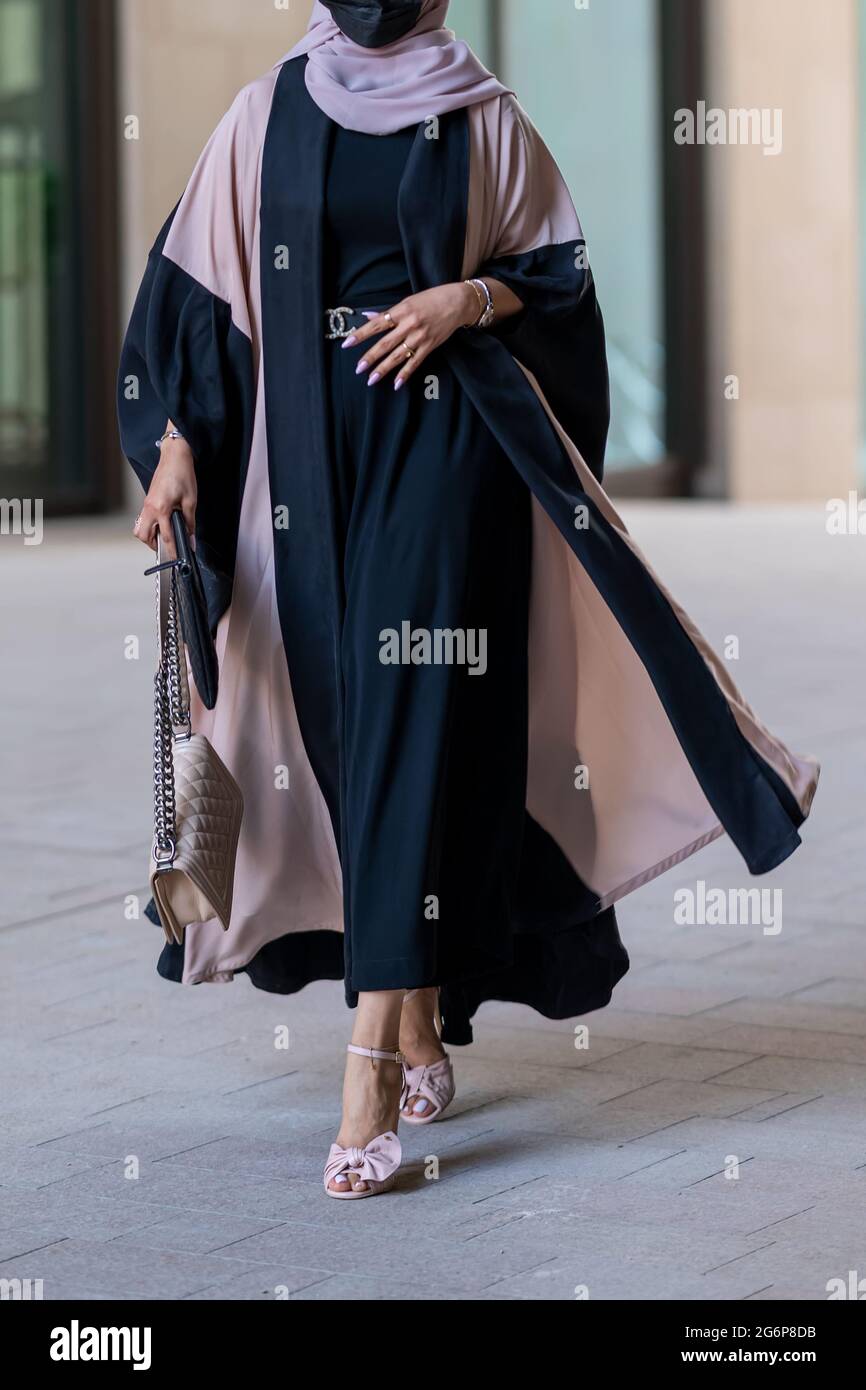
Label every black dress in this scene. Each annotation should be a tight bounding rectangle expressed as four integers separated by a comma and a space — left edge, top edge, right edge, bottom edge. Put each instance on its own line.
322, 122, 533, 996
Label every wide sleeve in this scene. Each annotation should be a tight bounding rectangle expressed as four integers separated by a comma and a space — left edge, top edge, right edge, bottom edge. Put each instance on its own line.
471, 97, 610, 480
117, 82, 266, 580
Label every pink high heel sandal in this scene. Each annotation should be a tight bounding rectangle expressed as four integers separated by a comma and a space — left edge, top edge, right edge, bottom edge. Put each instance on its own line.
400, 1055, 456, 1125
324, 1044, 405, 1200
400, 989, 456, 1126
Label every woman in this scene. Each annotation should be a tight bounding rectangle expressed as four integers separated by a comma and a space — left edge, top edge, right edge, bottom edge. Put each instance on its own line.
119, 0, 819, 1200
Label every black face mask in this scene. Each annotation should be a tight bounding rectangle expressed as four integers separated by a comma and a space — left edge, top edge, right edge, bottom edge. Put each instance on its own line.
321, 1, 424, 49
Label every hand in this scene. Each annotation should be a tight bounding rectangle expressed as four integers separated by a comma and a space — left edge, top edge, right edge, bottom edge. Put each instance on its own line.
133, 438, 197, 553
342, 282, 479, 390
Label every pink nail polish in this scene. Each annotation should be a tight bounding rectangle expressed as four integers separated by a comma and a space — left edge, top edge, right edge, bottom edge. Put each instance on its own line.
368, 372, 381, 386
341, 335, 357, 349
356, 361, 368, 375
394, 378, 404, 391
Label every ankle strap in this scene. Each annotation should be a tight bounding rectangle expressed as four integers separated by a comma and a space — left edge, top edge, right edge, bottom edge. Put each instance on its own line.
347, 1044, 405, 1065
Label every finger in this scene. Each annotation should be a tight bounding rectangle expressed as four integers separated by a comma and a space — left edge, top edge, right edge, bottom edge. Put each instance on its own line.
369, 340, 425, 386
361, 322, 425, 378
393, 341, 430, 391
356, 326, 410, 374
157, 512, 177, 558
343, 310, 399, 350
133, 505, 159, 552
180, 498, 197, 537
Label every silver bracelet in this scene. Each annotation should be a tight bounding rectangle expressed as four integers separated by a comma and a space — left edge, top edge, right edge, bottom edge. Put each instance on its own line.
466, 277, 495, 329
155, 429, 185, 449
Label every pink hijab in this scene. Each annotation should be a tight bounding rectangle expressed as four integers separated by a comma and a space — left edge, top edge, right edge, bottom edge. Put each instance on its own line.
279, 0, 509, 135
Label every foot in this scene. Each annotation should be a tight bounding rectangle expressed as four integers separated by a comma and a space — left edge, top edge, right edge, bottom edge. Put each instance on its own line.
400, 987, 447, 1120
328, 1045, 404, 1195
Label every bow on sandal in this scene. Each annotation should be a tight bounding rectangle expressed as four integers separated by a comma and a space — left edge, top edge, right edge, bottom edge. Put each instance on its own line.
324, 1045, 405, 1200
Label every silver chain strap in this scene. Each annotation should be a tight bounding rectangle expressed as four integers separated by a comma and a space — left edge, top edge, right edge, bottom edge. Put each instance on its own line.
152, 568, 191, 870
165, 574, 190, 732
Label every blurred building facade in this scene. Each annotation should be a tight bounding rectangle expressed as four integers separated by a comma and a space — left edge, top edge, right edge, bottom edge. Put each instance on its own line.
0, 0, 861, 512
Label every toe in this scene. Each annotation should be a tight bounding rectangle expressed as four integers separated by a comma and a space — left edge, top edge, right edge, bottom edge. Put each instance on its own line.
402, 1093, 432, 1118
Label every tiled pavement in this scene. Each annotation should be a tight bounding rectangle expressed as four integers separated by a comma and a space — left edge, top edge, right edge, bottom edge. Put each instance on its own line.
1, 504, 864, 1301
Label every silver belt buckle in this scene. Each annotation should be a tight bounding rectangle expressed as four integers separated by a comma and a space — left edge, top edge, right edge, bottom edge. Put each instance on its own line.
326, 306, 355, 340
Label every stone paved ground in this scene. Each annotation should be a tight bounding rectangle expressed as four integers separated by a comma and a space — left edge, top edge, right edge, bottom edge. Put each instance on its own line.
1, 504, 864, 1301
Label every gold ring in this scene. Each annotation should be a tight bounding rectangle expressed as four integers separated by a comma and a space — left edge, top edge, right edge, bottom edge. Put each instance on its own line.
384, 312, 395, 327
403, 342, 414, 361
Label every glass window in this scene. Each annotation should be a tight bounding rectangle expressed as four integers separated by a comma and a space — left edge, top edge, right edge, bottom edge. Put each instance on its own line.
0, 0, 98, 508
860, 0, 866, 483
449, 0, 666, 475
0, 0, 49, 477
446, 0, 493, 58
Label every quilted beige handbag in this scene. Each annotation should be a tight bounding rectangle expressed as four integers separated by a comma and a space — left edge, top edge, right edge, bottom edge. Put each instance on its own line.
149, 539, 243, 946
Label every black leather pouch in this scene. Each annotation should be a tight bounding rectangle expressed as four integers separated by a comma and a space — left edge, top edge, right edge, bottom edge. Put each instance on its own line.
170, 510, 219, 710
